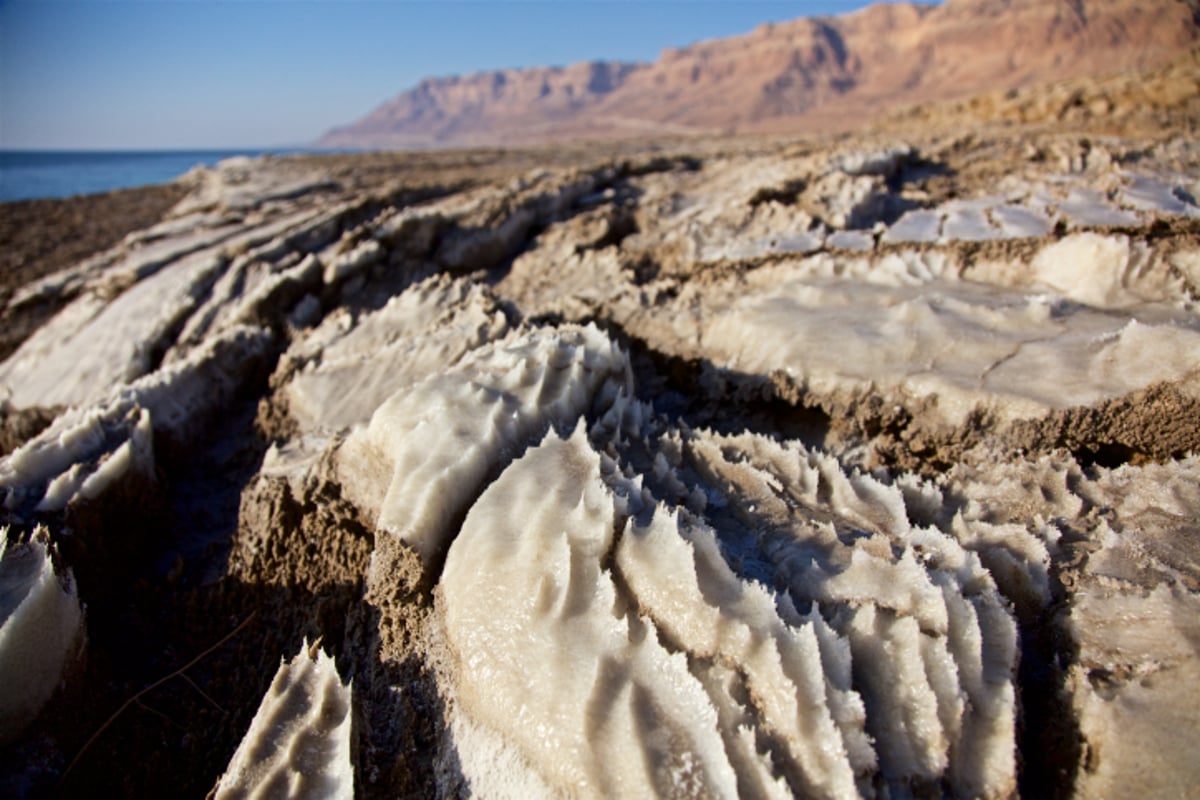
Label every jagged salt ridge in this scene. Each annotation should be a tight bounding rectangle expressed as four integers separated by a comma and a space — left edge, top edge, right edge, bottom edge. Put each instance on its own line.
431, 357, 1195, 797
0, 531, 83, 743
664, 428, 1020, 795
441, 426, 740, 798
1, 325, 269, 512
214, 641, 353, 800
0, 207, 329, 411
438, 416, 1022, 798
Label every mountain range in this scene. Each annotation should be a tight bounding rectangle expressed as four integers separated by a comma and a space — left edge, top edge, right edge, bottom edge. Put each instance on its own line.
318, 0, 1200, 148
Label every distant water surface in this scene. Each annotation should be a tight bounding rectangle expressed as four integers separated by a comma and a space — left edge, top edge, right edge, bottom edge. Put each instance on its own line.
0, 149, 303, 202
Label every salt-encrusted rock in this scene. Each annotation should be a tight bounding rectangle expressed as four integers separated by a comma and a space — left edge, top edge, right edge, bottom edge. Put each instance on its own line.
834, 145, 915, 178
0, 323, 270, 514
809, 171, 896, 230
882, 208, 942, 242
435, 169, 602, 272
0, 251, 225, 410
827, 229, 876, 251
0, 531, 84, 743
693, 259, 1200, 432
1068, 584, 1200, 799
174, 157, 339, 215
321, 238, 383, 285
214, 641, 353, 799
672, 430, 1021, 797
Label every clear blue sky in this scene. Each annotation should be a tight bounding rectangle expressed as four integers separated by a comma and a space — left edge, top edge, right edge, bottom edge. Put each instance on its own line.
1, 1, 935, 150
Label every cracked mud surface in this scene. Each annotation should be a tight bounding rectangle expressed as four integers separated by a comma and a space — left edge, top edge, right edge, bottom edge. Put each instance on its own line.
1, 116, 1199, 798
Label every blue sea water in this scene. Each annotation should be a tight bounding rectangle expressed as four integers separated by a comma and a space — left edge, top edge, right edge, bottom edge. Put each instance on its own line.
0, 149, 303, 203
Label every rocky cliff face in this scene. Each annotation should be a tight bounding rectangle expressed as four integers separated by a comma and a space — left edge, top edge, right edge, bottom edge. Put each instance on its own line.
319, 0, 1199, 148
326, 61, 643, 149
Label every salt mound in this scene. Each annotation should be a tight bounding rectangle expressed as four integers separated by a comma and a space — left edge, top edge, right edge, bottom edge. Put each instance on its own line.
338, 323, 630, 565
698, 266, 1200, 428
0, 250, 223, 409
1068, 584, 1200, 799
1, 324, 270, 513
283, 274, 509, 435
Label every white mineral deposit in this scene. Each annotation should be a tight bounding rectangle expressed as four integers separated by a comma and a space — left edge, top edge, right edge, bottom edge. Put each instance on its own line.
2, 38, 1199, 798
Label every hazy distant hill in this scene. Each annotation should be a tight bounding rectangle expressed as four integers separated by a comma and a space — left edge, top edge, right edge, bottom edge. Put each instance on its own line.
319, 0, 1200, 148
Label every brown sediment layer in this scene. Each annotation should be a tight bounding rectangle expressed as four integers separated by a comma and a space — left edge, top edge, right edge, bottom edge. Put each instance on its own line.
1009, 381, 1200, 465
0, 405, 62, 458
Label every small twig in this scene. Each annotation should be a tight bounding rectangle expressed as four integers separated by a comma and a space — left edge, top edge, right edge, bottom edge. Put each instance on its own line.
60, 611, 258, 785
180, 673, 225, 713
134, 697, 182, 730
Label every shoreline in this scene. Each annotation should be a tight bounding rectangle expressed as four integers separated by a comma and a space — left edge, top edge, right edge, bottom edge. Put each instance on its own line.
0, 149, 308, 205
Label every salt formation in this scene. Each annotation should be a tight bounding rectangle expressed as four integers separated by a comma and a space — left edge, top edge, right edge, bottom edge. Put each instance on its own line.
282, 275, 509, 435
628, 427, 1021, 797
0, 531, 83, 743
1, 132, 1198, 796
0, 205, 330, 411
0, 250, 225, 409
0, 324, 271, 513
1068, 583, 1200, 799
1058, 189, 1140, 228
882, 209, 943, 243
1056, 457, 1200, 799
1121, 175, 1200, 217
0, 405, 154, 513
440, 427, 741, 799
498, 148, 1200, 467
214, 641, 353, 799
990, 205, 1053, 238
174, 155, 339, 215
696, 266, 1200, 429
919, 452, 1200, 799
437, 417, 1022, 798
337, 323, 628, 565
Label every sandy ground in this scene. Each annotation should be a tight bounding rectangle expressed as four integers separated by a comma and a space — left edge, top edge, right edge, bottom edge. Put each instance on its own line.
1, 62, 1199, 798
